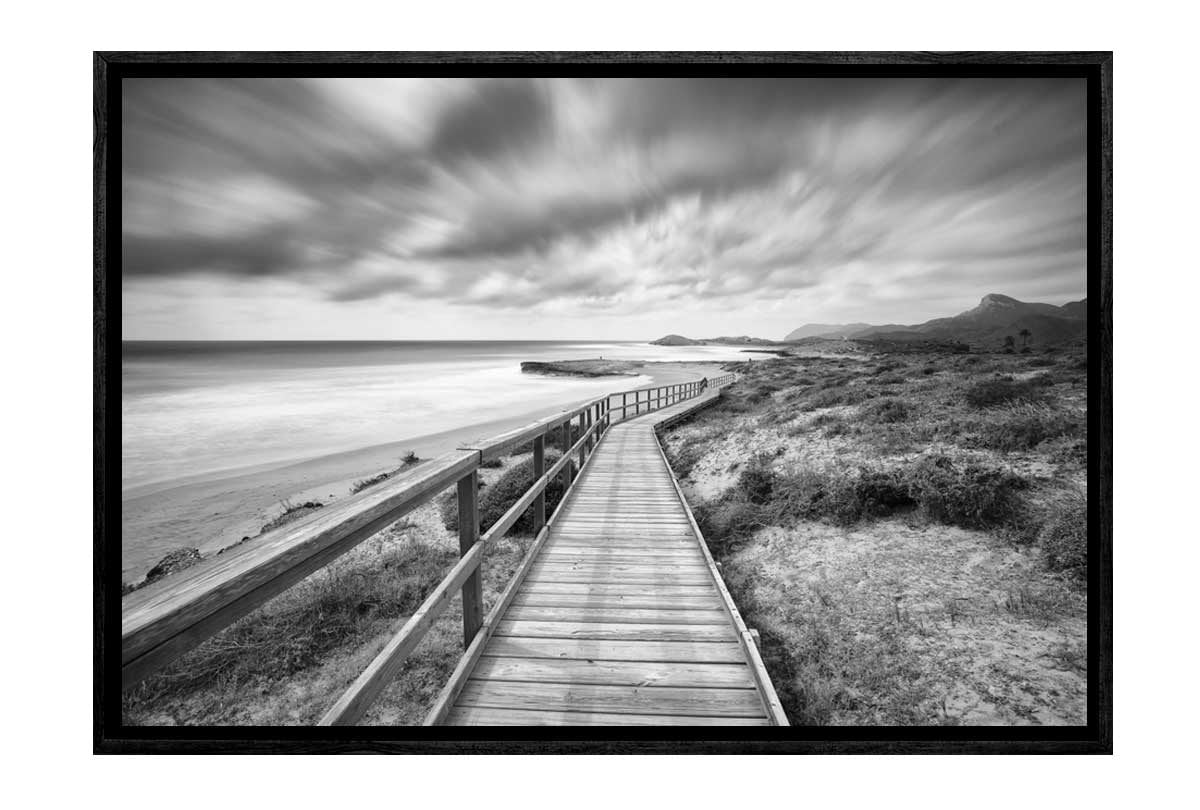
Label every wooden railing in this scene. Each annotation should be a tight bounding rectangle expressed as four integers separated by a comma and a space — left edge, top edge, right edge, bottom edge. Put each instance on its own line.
121, 372, 735, 723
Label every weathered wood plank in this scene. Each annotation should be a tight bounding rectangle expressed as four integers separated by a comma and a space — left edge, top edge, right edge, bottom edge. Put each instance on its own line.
512, 593, 724, 611
532, 560, 709, 573
456, 680, 766, 718
445, 706, 769, 726
523, 569, 714, 584
539, 547, 705, 561
494, 619, 736, 642
513, 582, 718, 597
503, 605, 730, 625
482, 636, 746, 663
471, 656, 757, 689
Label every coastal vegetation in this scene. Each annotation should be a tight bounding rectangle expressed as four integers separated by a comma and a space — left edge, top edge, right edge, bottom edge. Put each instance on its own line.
661, 344, 1088, 725
122, 452, 540, 725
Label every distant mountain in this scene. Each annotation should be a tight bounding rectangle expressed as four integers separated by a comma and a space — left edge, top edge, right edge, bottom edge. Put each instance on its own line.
785, 294, 1088, 348
650, 334, 778, 346
1060, 299, 1089, 320
784, 323, 873, 341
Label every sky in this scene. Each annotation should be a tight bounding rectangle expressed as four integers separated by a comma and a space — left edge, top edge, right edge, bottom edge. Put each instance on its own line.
121, 77, 1087, 341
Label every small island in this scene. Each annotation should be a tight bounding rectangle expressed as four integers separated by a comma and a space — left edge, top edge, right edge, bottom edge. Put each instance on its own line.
649, 333, 781, 346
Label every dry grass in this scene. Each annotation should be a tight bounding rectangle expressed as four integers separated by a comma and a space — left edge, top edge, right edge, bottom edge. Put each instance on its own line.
662, 346, 1089, 725
122, 470, 534, 725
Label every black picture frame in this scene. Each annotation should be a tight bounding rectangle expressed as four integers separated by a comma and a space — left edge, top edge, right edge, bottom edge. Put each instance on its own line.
95, 51, 1113, 754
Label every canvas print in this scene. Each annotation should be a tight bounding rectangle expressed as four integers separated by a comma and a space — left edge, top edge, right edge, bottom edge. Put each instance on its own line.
116, 75, 1091, 728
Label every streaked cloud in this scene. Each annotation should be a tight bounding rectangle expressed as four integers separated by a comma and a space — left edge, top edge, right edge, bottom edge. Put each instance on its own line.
122, 77, 1086, 339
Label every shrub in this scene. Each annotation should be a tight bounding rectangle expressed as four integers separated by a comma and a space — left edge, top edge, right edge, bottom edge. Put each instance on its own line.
804, 386, 872, 411
848, 468, 916, 519
861, 397, 911, 424
810, 412, 840, 429
402, 450, 420, 465
440, 451, 565, 534
509, 424, 583, 456
974, 403, 1083, 451
823, 421, 853, 438
963, 378, 1045, 409
1039, 490, 1087, 579
921, 366, 937, 375
668, 440, 708, 479
1026, 357, 1057, 368
351, 471, 393, 494
736, 453, 777, 505
903, 454, 1027, 529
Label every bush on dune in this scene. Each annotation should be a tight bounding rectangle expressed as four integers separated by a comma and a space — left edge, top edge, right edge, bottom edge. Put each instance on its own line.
440, 451, 565, 535
903, 454, 1027, 529
963, 377, 1047, 409
667, 439, 708, 479
696, 450, 1029, 549
973, 403, 1084, 452
860, 397, 911, 424
1038, 489, 1087, 579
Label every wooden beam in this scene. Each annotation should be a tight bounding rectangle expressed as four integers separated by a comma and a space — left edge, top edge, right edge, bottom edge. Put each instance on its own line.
532, 433, 545, 533
458, 470, 482, 646
318, 540, 487, 725
121, 449, 479, 687
423, 420, 604, 726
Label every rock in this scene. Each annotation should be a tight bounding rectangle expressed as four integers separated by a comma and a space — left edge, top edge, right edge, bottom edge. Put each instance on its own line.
144, 547, 203, 585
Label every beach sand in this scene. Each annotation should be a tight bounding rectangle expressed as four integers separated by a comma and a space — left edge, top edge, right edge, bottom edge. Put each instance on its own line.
121, 361, 726, 584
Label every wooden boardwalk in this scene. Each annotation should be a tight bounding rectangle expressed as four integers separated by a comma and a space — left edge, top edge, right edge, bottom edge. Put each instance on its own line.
122, 373, 786, 727
440, 392, 787, 726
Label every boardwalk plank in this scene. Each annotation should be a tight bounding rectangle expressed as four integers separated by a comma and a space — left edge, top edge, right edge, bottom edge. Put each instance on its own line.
471, 656, 757, 688
494, 619, 736, 641
446, 706, 770, 726
483, 636, 747, 663
456, 680, 765, 718
503, 605, 729, 625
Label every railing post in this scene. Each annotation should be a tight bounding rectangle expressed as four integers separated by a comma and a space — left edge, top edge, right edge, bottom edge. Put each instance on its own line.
561, 421, 572, 486
622, 391, 627, 421
456, 470, 483, 646
532, 433, 545, 532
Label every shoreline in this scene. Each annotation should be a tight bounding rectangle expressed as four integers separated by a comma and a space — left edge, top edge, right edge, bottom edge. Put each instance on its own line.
121, 360, 724, 584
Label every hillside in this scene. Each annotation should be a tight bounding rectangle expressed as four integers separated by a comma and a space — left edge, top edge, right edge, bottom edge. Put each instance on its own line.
784, 323, 873, 341
786, 294, 1088, 349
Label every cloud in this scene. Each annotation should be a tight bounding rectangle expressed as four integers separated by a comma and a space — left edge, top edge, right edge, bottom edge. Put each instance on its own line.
122, 77, 1087, 337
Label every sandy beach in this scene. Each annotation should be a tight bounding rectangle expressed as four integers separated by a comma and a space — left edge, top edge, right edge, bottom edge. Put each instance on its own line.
121, 360, 725, 584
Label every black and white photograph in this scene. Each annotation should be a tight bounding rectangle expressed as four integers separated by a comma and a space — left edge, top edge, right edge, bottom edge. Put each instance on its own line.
95, 54, 1110, 750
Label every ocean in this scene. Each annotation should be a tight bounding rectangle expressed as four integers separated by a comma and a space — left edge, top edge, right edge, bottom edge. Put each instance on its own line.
121, 340, 752, 495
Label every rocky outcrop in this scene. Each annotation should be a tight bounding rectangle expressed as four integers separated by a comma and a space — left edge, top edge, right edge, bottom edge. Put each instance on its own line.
143, 547, 203, 586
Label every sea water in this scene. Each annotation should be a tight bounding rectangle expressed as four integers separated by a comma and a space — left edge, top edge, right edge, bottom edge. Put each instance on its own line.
121, 340, 751, 494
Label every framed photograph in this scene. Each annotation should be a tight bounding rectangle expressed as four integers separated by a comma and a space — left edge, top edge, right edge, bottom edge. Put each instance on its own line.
95, 51, 1112, 753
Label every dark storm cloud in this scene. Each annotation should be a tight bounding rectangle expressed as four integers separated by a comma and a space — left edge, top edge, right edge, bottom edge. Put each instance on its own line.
429, 79, 553, 161
123, 77, 1087, 322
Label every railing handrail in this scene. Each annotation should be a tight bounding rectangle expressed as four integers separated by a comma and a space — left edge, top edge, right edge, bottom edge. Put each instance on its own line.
120, 372, 724, 696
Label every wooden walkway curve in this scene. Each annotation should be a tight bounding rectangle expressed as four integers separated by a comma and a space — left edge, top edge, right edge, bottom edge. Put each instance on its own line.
434, 390, 788, 726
